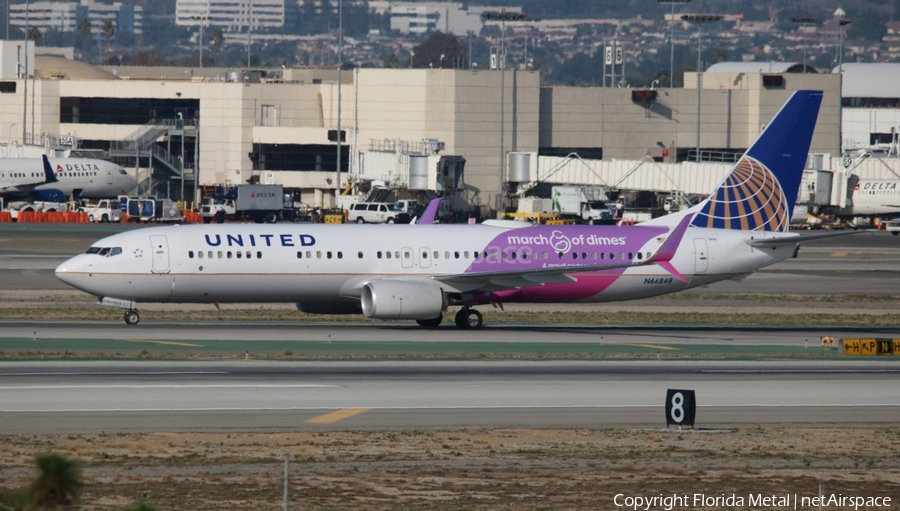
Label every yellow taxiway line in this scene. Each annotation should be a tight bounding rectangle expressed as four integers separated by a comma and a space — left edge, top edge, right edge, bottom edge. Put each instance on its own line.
305, 408, 370, 424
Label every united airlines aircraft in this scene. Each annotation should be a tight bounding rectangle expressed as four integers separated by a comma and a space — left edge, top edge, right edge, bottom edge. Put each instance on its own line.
57, 90, 831, 329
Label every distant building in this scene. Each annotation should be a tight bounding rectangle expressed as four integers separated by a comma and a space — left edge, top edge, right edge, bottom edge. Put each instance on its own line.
9, 0, 143, 35
370, 1, 521, 36
176, 0, 286, 31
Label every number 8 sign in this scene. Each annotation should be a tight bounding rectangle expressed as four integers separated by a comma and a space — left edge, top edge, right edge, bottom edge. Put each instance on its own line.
665, 389, 696, 428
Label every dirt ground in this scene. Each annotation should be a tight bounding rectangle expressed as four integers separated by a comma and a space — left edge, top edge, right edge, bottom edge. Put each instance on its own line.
1, 428, 899, 510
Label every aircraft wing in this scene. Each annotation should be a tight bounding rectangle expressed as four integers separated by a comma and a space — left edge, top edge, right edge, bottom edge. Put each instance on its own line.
431, 214, 693, 292
0, 155, 58, 193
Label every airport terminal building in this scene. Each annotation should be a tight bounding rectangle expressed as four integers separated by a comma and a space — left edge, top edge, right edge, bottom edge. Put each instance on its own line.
0, 46, 853, 210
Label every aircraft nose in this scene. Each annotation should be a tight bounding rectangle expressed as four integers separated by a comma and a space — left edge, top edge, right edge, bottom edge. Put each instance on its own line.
55, 255, 93, 292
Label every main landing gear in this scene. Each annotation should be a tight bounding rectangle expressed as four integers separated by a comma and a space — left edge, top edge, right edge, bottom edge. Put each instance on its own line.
454, 307, 483, 330
124, 310, 140, 325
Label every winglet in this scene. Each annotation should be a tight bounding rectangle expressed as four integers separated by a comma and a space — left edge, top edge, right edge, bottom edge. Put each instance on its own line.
417, 197, 443, 224
41, 155, 58, 184
647, 213, 693, 283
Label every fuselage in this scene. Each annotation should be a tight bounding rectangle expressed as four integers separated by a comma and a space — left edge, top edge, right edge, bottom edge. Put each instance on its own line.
840, 179, 900, 216
55, 222, 793, 305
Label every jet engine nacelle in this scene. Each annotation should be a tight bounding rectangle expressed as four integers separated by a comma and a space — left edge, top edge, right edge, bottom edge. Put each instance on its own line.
360, 280, 446, 320
30, 189, 66, 202
295, 301, 361, 315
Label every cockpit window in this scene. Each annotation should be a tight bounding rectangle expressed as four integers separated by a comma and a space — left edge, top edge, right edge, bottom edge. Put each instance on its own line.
87, 246, 123, 257
118, 168, 128, 175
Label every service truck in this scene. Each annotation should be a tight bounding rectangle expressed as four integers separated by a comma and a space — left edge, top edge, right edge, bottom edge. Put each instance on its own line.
551, 186, 614, 224
79, 199, 122, 223
200, 184, 290, 224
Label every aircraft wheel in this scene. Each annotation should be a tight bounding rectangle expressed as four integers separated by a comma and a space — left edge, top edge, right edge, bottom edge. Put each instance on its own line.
124, 310, 140, 326
455, 308, 483, 330
416, 315, 442, 328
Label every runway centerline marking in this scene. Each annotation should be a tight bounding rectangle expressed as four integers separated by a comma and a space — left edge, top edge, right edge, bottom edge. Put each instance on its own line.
603, 342, 679, 351
122, 339, 204, 347
305, 408, 370, 424
831, 251, 848, 257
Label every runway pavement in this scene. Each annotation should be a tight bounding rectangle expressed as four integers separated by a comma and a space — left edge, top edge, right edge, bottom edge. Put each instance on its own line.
0, 360, 898, 433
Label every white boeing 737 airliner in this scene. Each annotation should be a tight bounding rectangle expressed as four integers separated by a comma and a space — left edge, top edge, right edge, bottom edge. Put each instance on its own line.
1, 156, 136, 202
57, 90, 833, 329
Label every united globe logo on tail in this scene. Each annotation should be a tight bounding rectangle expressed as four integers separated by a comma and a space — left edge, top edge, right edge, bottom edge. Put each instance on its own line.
691, 156, 789, 232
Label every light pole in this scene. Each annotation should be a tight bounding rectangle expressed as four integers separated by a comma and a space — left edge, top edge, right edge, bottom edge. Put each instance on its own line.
838, 17, 850, 156
790, 16, 818, 73
335, 0, 342, 205
681, 13, 721, 163
191, 12, 209, 68
246, 0, 252, 69
657, 0, 691, 87
481, 11, 529, 210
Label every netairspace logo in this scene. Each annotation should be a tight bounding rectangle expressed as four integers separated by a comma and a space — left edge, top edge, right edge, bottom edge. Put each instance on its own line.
613, 493, 892, 511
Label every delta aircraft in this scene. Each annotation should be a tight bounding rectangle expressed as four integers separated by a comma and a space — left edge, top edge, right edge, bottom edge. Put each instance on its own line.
0, 156, 136, 202
57, 90, 835, 329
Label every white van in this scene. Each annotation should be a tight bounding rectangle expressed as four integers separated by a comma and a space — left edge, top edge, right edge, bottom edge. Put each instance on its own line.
348, 202, 405, 224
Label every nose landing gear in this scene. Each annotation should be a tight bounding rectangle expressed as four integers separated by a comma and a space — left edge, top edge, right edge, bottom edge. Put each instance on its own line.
454, 307, 483, 330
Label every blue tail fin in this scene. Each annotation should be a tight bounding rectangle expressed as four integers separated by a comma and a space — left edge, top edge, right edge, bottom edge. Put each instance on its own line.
690, 90, 822, 232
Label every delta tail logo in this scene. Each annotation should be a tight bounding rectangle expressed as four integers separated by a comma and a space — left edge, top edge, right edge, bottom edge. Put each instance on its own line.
691, 156, 789, 232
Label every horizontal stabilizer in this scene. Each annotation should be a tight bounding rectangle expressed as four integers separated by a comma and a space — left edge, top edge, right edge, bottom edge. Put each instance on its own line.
746, 230, 860, 248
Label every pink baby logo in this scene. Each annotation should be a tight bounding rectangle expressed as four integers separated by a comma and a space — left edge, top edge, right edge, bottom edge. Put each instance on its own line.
549, 230, 571, 253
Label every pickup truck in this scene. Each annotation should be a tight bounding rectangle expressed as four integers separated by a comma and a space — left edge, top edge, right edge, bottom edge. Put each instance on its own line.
80, 199, 122, 223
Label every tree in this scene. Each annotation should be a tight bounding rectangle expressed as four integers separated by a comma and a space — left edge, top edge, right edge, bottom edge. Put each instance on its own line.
27, 26, 41, 45
102, 19, 115, 58
27, 453, 83, 509
410, 31, 467, 69
382, 51, 399, 68
211, 28, 223, 55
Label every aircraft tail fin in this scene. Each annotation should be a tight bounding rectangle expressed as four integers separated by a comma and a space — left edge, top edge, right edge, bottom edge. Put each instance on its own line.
689, 90, 823, 232
42, 155, 58, 184
417, 197, 443, 224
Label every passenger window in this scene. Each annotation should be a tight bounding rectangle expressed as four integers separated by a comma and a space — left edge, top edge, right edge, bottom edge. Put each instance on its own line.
337, 251, 343, 259
208, 251, 213, 259
386, 251, 392, 259
619, 252, 624, 260
433, 251, 439, 259
464, 251, 469, 258
377, 251, 382, 259
582, 252, 587, 260
189, 251, 194, 259
454, 251, 460, 259
543, 252, 548, 259
247, 251, 252, 259
198, 251, 204, 259
305, 251, 311, 258
533, 251, 538, 260
358, 251, 363, 259
572, 253, 578, 260
327, 251, 332, 259
256, 251, 262, 259
227, 251, 232, 259
474, 251, 480, 259
558, 252, 564, 259
445, 251, 450, 259
237, 251, 242, 259
297, 251, 303, 259
422, 251, 428, 259
592, 252, 597, 260
404, 251, 411, 259
316, 251, 322, 259
637, 252, 642, 260
628, 252, 633, 260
